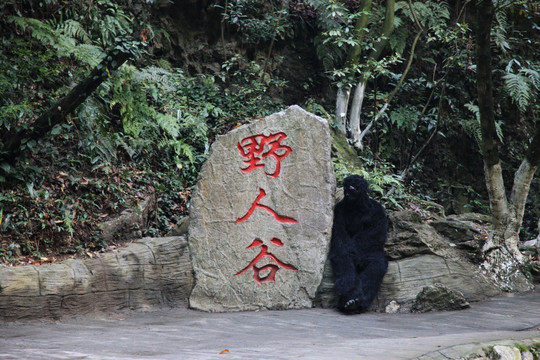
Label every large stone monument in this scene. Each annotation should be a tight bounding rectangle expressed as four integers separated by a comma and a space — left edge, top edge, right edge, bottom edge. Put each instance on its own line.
188, 106, 336, 312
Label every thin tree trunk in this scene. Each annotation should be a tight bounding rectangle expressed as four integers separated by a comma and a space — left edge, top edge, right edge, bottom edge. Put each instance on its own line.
475, 0, 532, 290
347, 0, 395, 148
335, 0, 372, 135
348, 81, 367, 146
353, 1, 420, 149
336, 87, 351, 133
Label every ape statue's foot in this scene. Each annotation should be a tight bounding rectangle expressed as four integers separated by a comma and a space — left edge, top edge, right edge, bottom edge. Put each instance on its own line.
340, 297, 363, 314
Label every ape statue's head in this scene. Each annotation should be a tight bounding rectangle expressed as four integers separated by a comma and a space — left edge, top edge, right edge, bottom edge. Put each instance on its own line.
343, 175, 369, 203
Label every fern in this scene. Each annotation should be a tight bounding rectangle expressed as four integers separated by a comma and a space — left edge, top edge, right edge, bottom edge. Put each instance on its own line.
77, 99, 118, 163
133, 66, 175, 93
462, 103, 504, 151
59, 19, 90, 43
521, 68, 540, 91
462, 103, 483, 150
493, 8, 510, 53
12, 16, 76, 55
503, 72, 532, 111
11, 16, 103, 66
98, 12, 132, 47
72, 44, 103, 67
156, 113, 180, 139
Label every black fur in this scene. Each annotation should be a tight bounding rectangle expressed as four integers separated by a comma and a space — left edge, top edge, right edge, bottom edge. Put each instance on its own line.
329, 175, 388, 314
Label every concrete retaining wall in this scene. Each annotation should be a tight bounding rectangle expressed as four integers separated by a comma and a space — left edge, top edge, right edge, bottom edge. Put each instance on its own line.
0, 236, 193, 320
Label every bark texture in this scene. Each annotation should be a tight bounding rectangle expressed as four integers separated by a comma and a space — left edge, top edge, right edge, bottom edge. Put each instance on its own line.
475, 0, 533, 290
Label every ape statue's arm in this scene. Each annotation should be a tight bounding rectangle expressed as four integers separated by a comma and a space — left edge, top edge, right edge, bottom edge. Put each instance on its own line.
362, 201, 388, 249
329, 202, 357, 295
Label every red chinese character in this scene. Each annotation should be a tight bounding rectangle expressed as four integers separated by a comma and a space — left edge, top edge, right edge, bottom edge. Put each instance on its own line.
236, 188, 298, 224
235, 238, 298, 285
237, 132, 292, 178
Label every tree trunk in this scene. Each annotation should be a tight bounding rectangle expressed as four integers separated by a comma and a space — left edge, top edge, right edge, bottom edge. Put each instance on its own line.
346, 0, 395, 148
536, 216, 540, 244
475, 0, 532, 291
335, 87, 351, 133
348, 81, 367, 147
344, 0, 372, 68
334, 0, 373, 136
1, 49, 131, 163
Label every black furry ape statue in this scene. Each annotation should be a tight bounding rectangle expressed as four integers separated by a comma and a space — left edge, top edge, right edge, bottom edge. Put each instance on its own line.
329, 175, 388, 314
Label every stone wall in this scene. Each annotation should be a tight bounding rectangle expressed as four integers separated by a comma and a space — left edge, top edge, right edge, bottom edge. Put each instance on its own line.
0, 212, 510, 320
0, 237, 193, 320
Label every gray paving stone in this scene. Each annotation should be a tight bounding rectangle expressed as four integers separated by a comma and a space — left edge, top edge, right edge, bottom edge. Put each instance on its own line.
0, 288, 538, 359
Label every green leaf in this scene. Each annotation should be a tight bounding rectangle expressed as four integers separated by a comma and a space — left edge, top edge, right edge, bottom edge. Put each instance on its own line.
50, 125, 62, 135
0, 163, 12, 173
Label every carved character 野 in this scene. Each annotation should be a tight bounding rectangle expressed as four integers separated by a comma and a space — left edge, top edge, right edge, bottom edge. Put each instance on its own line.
329, 175, 388, 314
237, 132, 292, 178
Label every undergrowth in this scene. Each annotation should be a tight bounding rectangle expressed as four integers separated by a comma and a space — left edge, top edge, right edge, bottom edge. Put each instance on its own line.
0, 5, 285, 264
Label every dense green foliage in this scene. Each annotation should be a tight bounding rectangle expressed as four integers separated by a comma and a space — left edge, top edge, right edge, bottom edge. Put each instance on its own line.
0, 0, 539, 264
0, 0, 284, 262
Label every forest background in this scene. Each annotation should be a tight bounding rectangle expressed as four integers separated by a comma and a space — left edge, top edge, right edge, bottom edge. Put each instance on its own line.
0, 0, 538, 285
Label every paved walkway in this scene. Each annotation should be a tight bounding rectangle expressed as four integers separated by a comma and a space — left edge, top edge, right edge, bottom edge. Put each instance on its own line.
1, 288, 539, 360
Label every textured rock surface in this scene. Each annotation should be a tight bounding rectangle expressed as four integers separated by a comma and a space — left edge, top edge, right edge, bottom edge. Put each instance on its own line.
411, 284, 470, 313
0, 236, 193, 320
188, 105, 336, 312
98, 192, 156, 244
315, 210, 502, 312
492, 345, 522, 360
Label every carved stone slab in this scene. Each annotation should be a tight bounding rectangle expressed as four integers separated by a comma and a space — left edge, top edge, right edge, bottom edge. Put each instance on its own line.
188, 106, 336, 312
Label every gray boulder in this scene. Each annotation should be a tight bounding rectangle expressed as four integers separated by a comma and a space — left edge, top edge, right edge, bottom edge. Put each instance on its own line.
411, 284, 470, 313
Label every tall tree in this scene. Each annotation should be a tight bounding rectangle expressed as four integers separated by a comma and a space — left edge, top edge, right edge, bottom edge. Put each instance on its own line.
334, 0, 396, 149
315, 0, 448, 150
310, 0, 398, 147
475, 0, 538, 291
